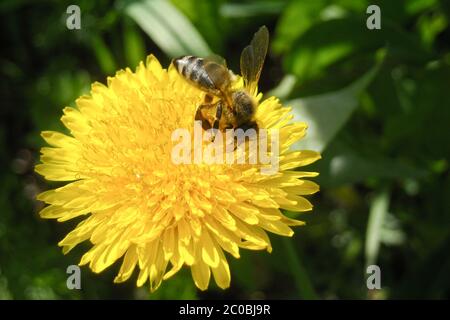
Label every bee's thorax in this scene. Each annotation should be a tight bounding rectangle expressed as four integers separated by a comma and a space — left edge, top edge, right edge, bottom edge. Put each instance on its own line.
232, 90, 255, 124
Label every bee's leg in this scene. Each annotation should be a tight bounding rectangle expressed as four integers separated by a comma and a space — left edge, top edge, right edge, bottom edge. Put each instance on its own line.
195, 98, 218, 131
195, 106, 212, 131
211, 102, 223, 141
213, 102, 223, 129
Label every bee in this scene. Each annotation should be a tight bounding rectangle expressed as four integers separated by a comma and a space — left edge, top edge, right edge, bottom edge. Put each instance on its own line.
173, 26, 269, 136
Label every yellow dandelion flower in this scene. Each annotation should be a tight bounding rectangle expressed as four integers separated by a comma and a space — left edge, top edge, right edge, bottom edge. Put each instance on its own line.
35, 55, 320, 292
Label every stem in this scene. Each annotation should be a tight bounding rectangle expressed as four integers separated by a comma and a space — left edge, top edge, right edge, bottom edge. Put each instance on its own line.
282, 238, 318, 299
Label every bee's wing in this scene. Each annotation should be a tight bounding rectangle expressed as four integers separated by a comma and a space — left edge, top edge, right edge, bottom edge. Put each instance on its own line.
240, 26, 269, 96
204, 54, 227, 68
202, 54, 233, 96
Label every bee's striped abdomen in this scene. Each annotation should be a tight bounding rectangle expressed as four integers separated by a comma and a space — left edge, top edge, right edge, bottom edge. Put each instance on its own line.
173, 56, 221, 93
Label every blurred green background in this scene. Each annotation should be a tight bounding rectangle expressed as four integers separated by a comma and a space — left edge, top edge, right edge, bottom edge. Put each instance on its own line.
1, 0, 450, 299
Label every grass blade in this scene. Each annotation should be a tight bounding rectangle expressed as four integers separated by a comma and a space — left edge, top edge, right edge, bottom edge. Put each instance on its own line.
366, 190, 390, 267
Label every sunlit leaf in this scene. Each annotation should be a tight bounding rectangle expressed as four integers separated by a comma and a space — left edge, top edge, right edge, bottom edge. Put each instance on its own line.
289, 55, 383, 152
123, 0, 212, 58
220, 1, 285, 18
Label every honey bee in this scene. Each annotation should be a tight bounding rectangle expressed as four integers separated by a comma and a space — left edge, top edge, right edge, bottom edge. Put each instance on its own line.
173, 26, 269, 136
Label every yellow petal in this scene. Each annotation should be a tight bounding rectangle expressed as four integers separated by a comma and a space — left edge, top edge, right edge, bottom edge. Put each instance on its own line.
259, 218, 294, 237
35, 164, 81, 181
162, 227, 175, 260
114, 245, 138, 283
40, 131, 79, 148
191, 260, 210, 291
178, 239, 195, 266
283, 180, 320, 195
61, 107, 91, 137
211, 250, 231, 289
201, 231, 220, 268
136, 267, 149, 287
228, 203, 259, 225
235, 219, 271, 249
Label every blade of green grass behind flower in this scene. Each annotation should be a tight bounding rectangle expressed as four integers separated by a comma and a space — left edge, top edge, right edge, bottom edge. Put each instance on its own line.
171, 0, 224, 53
365, 190, 390, 267
123, 17, 147, 68
90, 34, 117, 75
122, 0, 212, 58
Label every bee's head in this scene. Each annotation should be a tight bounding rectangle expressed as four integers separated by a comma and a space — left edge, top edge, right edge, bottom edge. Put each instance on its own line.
232, 90, 256, 124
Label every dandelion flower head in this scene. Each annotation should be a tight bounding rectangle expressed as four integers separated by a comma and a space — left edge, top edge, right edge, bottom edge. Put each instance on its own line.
35, 55, 320, 291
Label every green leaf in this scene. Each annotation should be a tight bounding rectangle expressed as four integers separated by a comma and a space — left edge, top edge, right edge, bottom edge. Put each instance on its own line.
273, 0, 374, 54
284, 16, 429, 81
273, 0, 327, 53
404, 0, 438, 15
288, 54, 383, 152
418, 11, 448, 49
365, 190, 390, 267
316, 141, 427, 188
122, 0, 212, 58
383, 62, 450, 160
